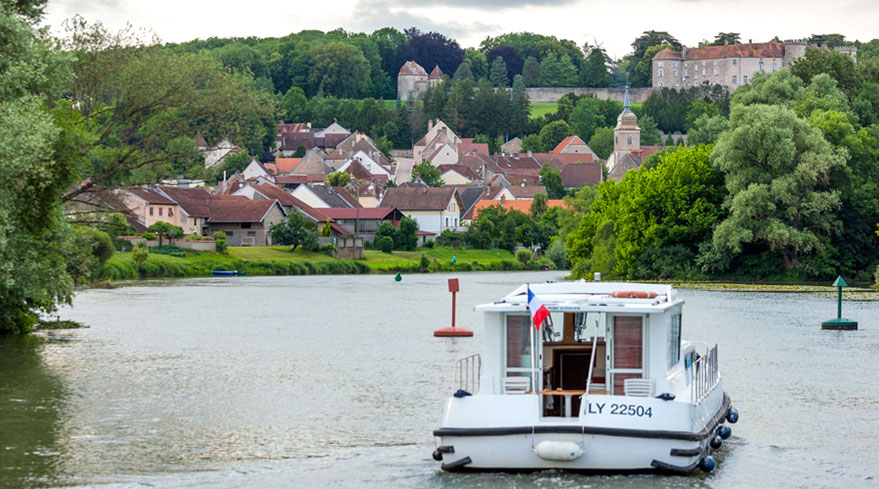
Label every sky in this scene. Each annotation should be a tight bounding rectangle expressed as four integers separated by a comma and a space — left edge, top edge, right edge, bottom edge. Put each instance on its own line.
42, 0, 878, 59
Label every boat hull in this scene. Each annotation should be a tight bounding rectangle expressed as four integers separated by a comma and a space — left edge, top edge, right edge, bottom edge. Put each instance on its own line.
435, 393, 730, 473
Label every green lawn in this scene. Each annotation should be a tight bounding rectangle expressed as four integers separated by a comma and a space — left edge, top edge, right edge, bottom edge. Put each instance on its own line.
103, 246, 524, 279
530, 102, 558, 119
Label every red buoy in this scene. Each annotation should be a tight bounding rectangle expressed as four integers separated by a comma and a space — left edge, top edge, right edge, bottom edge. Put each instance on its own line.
434, 278, 473, 337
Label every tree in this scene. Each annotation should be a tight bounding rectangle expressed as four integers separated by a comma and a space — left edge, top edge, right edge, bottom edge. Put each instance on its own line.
309, 41, 371, 98
539, 120, 572, 151
711, 33, 741, 46
638, 115, 663, 145
59, 17, 276, 205
65, 226, 114, 285
539, 163, 565, 199
688, 114, 729, 145
489, 56, 509, 87
464, 48, 488, 80
510, 75, 530, 137
279, 86, 307, 122
397, 28, 464, 76
588, 127, 614, 160
293, 145, 307, 157
622, 31, 681, 87
270, 213, 319, 251
412, 160, 444, 187
0, 1, 78, 333
582, 48, 610, 87
790, 48, 859, 97
521, 134, 544, 153
453, 62, 473, 80
486, 45, 523, 82
522, 56, 541, 87
376, 221, 396, 249
147, 221, 183, 247
702, 104, 845, 272
326, 171, 351, 187
396, 216, 419, 251
530, 193, 548, 218
570, 96, 606, 142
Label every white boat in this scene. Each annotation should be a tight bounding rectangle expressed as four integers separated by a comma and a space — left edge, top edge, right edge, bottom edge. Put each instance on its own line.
433, 281, 738, 473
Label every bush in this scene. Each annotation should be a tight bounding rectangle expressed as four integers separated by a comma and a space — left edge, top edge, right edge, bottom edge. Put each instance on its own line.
213, 231, 227, 253
321, 243, 338, 255
419, 253, 430, 271
184, 234, 212, 241
376, 236, 394, 253
422, 239, 435, 248
516, 248, 532, 264
141, 232, 157, 240
875, 264, 879, 289
545, 239, 569, 269
132, 245, 149, 272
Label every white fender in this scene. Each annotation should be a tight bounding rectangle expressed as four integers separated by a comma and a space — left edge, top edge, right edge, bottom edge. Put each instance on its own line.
533, 440, 585, 461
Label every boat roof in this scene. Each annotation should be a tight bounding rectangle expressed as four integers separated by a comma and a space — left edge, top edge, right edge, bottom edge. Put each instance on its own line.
475, 281, 682, 314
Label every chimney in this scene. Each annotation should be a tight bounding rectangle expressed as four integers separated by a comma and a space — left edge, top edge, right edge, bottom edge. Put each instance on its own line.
724, 39, 728, 46
427, 119, 434, 132
527, 149, 532, 157
500, 194, 506, 207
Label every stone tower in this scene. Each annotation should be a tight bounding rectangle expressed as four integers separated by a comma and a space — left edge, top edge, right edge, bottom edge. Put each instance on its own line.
398, 60, 429, 101
783, 39, 808, 68
613, 88, 640, 164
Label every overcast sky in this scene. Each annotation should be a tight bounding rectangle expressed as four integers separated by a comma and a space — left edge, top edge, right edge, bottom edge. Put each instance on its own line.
42, 0, 878, 59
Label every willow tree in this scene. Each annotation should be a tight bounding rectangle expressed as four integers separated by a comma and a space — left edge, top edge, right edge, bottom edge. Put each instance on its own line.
0, 1, 77, 333
702, 103, 845, 272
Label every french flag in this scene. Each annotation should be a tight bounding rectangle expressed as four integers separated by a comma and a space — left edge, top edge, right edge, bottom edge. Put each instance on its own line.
527, 286, 550, 330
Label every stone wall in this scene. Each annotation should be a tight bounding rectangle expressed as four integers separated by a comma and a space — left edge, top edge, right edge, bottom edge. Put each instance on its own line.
525, 87, 658, 104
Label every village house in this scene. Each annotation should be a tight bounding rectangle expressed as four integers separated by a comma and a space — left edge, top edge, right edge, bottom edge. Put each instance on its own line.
318, 207, 405, 242
121, 187, 185, 231
197, 136, 244, 168
379, 186, 464, 235
398, 60, 442, 101
202, 198, 286, 247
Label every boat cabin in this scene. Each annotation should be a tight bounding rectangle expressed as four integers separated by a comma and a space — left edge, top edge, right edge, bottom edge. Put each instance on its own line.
474, 282, 702, 418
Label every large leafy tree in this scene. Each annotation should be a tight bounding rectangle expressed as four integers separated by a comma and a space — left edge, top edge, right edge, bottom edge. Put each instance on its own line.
539, 163, 565, 199
412, 161, 444, 187
702, 104, 845, 273
582, 48, 610, 87
621, 31, 681, 87
0, 0, 77, 333
308, 41, 371, 98
59, 17, 276, 204
270, 213, 319, 251
397, 28, 464, 76
486, 45, 523, 83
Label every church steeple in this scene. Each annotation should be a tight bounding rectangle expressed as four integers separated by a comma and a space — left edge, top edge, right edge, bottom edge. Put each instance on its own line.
623, 87, 631, 113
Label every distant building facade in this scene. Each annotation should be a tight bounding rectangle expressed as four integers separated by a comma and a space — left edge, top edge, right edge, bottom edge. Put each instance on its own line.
398, 61, 443, 101
652, 39, 856, 91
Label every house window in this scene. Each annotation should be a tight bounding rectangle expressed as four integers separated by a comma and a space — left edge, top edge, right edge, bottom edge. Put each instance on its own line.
685, 70, 689, 76
454, 218, 458, 227
759, 61, 764, 71
743, 75, 748, 84
241, 223, 252, 229
149, 207, 153, 216
445, 217, 449, 227
169, 208, 174, 217
673, 61, 678, 67
772, 63, 777, 71
658, 69, 664, 77
673, 70, 678, 77
733, 59, 737, 65
684, 61, 689, 67
732, 75, 737, 84
658, 82, 663, 87
227, 231, 234, 236
247, 231, 256, 236
714, 68, 719, 75
714, 61, 719, 66
158, 207, 163, 216
658, 61, 664, 67
627, 136, 632, 145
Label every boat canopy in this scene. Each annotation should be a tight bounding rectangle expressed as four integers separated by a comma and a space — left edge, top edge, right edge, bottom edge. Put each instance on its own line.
475, 281, 680, 314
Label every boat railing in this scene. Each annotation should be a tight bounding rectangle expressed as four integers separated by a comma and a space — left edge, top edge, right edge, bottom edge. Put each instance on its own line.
454, 354, 481, 394
692, 345, 719, 403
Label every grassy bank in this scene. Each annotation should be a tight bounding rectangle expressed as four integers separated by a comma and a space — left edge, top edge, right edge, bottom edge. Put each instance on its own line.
101, 246, 549, 280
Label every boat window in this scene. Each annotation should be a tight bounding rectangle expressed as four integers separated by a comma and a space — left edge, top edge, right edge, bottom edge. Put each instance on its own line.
610, 316, 644, 395
668, 313, 681, 369
505, 315, 537, 387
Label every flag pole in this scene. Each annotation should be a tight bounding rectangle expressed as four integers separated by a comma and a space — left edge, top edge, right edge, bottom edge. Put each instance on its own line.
528, 283, 536, 393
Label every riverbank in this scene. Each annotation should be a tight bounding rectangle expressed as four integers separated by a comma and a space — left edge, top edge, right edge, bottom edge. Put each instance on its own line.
669, 281, 879, 300
100, 246, 554, 280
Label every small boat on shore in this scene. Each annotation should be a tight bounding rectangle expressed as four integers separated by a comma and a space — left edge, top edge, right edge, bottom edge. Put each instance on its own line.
211, 270, 244, 276
433, 281, 738, 473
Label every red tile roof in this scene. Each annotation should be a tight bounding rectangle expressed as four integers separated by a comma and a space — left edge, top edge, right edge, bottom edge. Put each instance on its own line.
653, 47, 683, 60
428, 65, 443, 80
270, 158, 302, 175
380, 186, 458, 211
318, 207, 400, 220
685, 42, 784, 60
438, 164, 480, 181
471, 199, 567, 219
399, 60, 428, 76
551, 135, 587, 154
207, 198, 281, 223
560, 162, 603, 187
457, 139, 490, 156
126, 187, 176, 205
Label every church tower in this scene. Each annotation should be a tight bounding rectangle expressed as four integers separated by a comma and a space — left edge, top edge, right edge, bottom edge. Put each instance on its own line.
612, 88, 640, 167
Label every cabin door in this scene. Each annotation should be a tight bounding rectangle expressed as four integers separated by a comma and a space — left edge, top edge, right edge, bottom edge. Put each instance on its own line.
608, 315, 645, 395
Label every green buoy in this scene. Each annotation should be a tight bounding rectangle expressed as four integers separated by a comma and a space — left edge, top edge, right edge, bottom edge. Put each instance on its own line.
821, 276, 858, 330
394, 272, 402, 282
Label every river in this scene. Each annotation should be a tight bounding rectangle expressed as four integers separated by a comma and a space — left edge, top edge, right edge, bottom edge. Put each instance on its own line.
1, 271, 876, 488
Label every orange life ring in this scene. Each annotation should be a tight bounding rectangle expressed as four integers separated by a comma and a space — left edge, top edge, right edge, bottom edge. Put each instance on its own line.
610, 290, 658, 299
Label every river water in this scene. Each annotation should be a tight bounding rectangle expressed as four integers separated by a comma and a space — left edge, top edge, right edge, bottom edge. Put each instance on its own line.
1, 272, 877, 488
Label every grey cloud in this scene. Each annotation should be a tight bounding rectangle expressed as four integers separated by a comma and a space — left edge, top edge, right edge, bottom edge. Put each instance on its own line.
385, 0, 575, 7
353, 0, 500, 42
